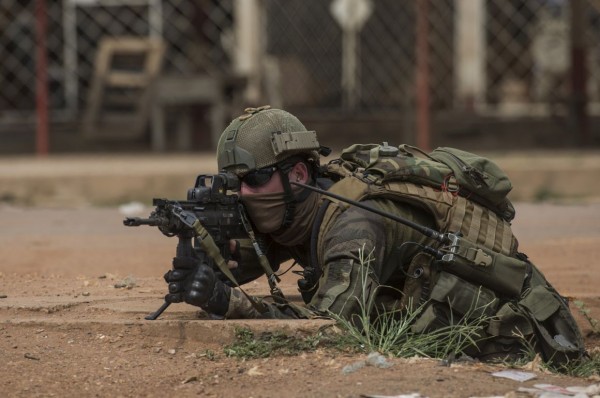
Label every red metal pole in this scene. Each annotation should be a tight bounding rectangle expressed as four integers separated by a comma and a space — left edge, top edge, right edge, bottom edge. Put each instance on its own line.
570, 0, 589, 146
35, 0, 49, 155
415, 0, 430, 151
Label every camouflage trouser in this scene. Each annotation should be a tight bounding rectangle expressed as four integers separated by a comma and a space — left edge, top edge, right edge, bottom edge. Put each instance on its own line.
225, 288, 316, 319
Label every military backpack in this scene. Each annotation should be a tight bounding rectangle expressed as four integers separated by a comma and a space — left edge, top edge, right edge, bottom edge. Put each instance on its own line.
315, 143, 586, 365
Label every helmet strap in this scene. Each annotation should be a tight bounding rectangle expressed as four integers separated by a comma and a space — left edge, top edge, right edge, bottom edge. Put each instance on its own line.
276, 165, 297, 230
275, 158, 317, 232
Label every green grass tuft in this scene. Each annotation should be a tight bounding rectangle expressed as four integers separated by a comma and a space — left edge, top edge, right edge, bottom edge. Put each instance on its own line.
330, 246, 494, 360
223, 327, 344, 359
574, 300, 600, 335
224, 245, 598, 378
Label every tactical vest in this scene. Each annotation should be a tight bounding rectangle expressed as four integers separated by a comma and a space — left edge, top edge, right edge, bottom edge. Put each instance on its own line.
314, 143, 586, 365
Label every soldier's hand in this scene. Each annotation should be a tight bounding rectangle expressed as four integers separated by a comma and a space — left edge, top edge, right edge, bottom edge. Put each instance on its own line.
228, 239, 239, 269
164, 260, 230, 316
173, 256, 198, 269
184, 264, 217, 306
163, 256, 198, 303
187, 265, 231, 315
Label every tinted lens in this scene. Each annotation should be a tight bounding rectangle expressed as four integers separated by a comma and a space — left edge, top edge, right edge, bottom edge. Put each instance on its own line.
242, 167, 278, 187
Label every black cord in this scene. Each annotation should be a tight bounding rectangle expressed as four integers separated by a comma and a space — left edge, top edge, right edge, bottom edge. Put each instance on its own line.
276, 261, 298, 277
395, 241, 441, 279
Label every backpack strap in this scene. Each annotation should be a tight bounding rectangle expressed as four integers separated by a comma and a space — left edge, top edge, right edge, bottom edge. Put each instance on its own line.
398, 144, 436, 161
314, 175, 370, 267
297, 199, 331, 303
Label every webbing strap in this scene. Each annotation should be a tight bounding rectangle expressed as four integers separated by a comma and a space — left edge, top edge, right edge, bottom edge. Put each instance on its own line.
310, 200, 331, 280
191, 220, 268, 314
467, 204, 483, 243
449, 198, 467, 233
476, 209, 489, 246
500, 219, 514, 254
484, 211, 498, 250
276, 166, 297, 230
406, 183, 419, 196
368, 146, 380, 167
238, 205, 287, 305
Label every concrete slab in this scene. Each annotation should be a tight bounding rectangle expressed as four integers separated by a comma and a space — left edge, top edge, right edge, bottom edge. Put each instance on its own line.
0, 293, 333, 345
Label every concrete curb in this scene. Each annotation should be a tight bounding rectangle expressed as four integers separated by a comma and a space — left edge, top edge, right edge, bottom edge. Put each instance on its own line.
0, 317, 334, 345
0, 293, 333, 345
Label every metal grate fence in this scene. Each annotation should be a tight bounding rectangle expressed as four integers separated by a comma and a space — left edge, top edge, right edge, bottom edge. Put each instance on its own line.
264, 0, 600, 114
263, 0, 454, 112
485, 0, 600, 108
0, 0, 233, 121
1, 0, 600, 124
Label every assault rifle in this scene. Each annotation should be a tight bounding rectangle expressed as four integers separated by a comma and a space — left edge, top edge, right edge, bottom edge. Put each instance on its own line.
123, 172, 246, 320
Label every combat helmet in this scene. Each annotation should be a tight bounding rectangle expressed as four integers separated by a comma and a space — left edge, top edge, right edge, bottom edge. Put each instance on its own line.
217, 105, 321, 177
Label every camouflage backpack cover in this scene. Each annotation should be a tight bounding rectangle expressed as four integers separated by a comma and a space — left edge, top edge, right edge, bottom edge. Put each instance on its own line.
335, 143, 515, 221
317, 143, 586, 365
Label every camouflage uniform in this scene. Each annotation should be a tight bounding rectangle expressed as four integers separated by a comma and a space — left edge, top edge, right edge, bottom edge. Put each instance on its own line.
211, 106, 585, 364
224, 196, 433, 319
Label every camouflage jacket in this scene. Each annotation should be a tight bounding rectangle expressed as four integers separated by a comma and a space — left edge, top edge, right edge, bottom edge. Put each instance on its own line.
223, 195, 434, 320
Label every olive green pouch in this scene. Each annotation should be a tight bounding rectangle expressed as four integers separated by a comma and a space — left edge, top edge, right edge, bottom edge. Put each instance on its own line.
438, 234, 528, 298
487, 302, 534, 337
429, 147, 514, 220
518, 284, 586, 364
411, 272, 498, 333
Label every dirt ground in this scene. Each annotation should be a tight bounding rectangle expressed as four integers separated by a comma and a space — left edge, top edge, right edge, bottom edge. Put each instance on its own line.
1, 150, 600, 398
1, 202, 599, 398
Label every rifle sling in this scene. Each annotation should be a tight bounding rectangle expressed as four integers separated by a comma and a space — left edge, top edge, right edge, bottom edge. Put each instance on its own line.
191, 220, 269, 314
238, 205, 288, 305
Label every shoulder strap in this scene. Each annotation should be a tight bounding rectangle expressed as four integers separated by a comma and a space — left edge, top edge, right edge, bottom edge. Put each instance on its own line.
306, 200, 331, 287
314, 176, 370, 266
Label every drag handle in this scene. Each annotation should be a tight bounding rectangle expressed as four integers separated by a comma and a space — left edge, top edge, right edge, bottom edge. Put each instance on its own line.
145, 301, 171, 320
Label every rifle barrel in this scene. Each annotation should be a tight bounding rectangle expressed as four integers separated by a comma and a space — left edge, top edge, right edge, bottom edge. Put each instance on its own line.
123, 216, 169, 227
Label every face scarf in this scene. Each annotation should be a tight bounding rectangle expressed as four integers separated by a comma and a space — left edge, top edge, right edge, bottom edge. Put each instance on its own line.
240, 188, 320, 246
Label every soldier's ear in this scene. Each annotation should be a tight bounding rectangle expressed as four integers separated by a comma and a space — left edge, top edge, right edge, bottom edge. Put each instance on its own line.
290, 161, 309, 183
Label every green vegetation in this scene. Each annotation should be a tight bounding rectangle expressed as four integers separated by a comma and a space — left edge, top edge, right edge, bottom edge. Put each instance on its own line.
500, 332, 600, 378
224, 247, 494, 361
329, 247, 493, 360
553, 300, 600, 378
223, 247, 599, 379
223, 327, 349, 359
574, 300, 600, 335
553, 353, 600, 378
332, 303, 493, 359
200, 349, 217, 361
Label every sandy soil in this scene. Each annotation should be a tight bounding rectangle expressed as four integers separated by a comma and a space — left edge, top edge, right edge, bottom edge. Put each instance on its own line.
1, 202, 599, 398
